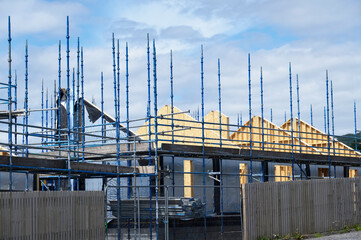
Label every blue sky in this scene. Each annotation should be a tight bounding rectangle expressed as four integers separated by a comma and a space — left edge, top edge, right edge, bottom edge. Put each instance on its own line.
1, 0, 361, 135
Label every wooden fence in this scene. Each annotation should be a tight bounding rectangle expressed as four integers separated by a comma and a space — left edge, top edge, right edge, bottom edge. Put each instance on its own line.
0, 191, 105, 239
242, 178, 361, 240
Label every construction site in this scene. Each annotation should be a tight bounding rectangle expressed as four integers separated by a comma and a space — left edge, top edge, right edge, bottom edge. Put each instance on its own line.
2, 16, 361, 240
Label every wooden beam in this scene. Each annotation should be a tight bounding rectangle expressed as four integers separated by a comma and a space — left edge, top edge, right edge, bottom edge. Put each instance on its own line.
160, 143, 361, 166
0, 155, 136, 176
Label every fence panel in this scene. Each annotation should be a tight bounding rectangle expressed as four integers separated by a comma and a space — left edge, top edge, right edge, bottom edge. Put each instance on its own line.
0, 191, 105, 239
242, 178, 360, 240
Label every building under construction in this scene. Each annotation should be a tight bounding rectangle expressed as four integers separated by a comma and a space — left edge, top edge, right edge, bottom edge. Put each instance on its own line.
1, 16, 361, 240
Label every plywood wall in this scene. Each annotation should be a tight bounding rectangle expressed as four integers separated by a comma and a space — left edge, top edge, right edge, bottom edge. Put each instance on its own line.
136, 105, 236, 148
184, 160, 194, 197
274, 165, 292, 182
230, 116, 321, 154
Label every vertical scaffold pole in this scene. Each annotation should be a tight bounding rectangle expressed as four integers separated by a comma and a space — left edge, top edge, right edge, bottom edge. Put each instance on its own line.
117, 40, 120, 121
126, 42, 132, 201
218, 58, 222, 147
218, 57, 224, 235
24, 41, 29, 158
72, 67, 75, 124
153, 39, 160, 240
270, 109, 273, 122
72, 68, 75, 156
170, 50, 175, 197
260, 67, 266, 182
101, 72, 104, 142
14, 71, 17, 154
146, 34, 153, 239
326, 70, 331, 177
260, 67, 264, 151
126, 42, 130, 145
354, 101, 357, 152
81, 47, 85, 162
331, 80, 336, 177
8, 16, 13, 191
296, 74, 301, 155
76, 38, 80, 158
248, 53, 253, 183
46, 88, 48, 152
112, 33, 121, 239
58, 41, 61, 149
50, 95, 53, 144
200, 45, 207, 239
289, 62, 295, 180
53, 80, 56, 146
41, 80, 44, 152
66, 16, 71, 189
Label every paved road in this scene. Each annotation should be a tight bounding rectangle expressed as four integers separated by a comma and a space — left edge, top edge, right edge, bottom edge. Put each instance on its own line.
309, 231, 361, 240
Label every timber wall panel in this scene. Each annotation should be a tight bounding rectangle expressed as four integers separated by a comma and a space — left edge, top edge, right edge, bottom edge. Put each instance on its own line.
242, 178, 361, 240
0, 191, 104, 239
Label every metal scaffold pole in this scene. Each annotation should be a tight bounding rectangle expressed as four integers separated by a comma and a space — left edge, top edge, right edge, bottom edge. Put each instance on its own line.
326, 70, 331, 177
200, 45, 207, 239
296, 74, 302, 154
260, 67, 264, 151
81, 46, 85, 162
296, 74, 302, 179
170, 50, 175, 197
53, 80, 56, 147
354, 101, 357, 152
153, 39, 160, 240
14, 71, 17, 154
260, 66, 266, 182
117, 40, 120, 123
8, 16, 13, 191
331, 80, 336, 177
24, 40, 29, 158
58, 40, 61, 149
169, 49, 175, 239
76, 37, 80, 159
248, 53, 253, 183
112, 33, 121, 240
289, 62, 295, 180
72, 68, 75, 156
41, 79, 44, 152
66, 16, 71, 189
46, 88, 48, 152
218, 58, 222, 148
218, 58, 224, 235
125, 42, 131, 201
101, 72, 104, 142
146, 33, 153, 239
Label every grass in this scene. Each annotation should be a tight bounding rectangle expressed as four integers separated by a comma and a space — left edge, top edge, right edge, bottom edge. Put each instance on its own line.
340, 225, 350, 234
313, 233, 323, 238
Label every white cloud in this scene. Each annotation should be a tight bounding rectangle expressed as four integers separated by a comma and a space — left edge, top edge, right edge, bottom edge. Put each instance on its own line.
0, 0, 88, 40
116, 1, 236, 39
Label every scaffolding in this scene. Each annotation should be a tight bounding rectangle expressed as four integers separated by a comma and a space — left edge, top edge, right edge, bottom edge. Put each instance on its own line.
1, 16, 361, 239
